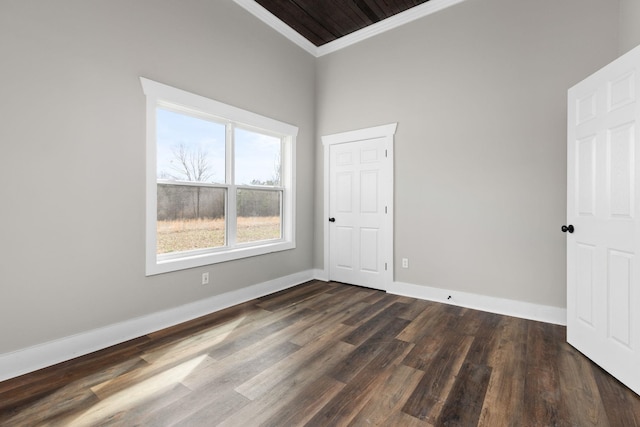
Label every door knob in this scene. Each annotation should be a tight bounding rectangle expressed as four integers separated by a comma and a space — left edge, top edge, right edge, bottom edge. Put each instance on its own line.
329, 217, 336, 222
561, 224, 574, 233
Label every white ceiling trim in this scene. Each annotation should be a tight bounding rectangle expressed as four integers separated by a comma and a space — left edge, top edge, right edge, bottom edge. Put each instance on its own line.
234, 0, 468, 58
317, 0, 468, 56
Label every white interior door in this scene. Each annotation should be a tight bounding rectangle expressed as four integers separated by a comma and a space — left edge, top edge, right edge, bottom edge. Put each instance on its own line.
323, 124, 396, 291
567, 44, 640, 396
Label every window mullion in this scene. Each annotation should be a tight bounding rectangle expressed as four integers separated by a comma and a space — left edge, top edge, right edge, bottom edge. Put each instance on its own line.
226, 123, 237, 247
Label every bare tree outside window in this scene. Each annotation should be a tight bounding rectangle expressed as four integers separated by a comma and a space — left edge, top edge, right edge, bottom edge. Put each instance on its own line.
167, 143, 214, 183
164, 143, 213, 218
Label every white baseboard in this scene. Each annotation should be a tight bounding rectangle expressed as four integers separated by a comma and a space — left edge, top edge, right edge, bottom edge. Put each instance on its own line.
0, 269, 315, 383
388, 281, 567, 326
313, 268, 329, 281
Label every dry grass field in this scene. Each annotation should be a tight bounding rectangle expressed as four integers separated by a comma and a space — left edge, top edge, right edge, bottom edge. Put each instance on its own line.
157, 216, 281, 253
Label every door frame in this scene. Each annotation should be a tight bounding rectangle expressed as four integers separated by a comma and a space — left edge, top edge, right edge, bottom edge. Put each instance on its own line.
321, 123, 397, 288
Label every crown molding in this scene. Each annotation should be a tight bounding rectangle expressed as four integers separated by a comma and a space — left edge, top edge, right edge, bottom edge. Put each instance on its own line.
233, 0, 318, 56
317, 0, 468, 56
234, 0, 468, 58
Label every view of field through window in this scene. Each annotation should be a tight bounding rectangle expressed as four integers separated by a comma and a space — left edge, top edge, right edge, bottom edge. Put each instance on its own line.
156, 108, 283, 254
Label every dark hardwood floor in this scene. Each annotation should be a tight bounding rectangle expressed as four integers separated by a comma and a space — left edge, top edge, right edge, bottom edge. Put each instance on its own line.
1, 281, 639, 426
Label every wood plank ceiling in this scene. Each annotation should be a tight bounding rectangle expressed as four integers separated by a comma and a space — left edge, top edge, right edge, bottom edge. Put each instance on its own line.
254, 0, 431, 46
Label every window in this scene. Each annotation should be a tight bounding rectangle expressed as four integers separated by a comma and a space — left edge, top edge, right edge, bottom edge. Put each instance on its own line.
141, 78, 297, 275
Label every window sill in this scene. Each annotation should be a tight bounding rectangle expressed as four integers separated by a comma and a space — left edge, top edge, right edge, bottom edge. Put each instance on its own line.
146, 240, 295, 276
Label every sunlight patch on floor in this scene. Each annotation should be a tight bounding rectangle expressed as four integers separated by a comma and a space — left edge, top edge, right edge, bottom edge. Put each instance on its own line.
67, 354, 207, 427
140, 316, 248, 366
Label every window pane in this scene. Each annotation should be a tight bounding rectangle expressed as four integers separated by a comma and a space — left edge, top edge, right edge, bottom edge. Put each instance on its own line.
157, 184, 226, 254
234, 128, 281, 186
236, 189, 281, 243
156, 108, 226, 184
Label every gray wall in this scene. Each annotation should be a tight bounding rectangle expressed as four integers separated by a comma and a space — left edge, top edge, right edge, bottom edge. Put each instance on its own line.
620, 0, 640, 54
0, 0, 315, 354
315, 0, 620, 308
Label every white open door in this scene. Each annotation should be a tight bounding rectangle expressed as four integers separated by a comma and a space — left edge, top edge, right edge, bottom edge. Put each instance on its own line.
567, 44, 640, 396
322, 124, 396, 291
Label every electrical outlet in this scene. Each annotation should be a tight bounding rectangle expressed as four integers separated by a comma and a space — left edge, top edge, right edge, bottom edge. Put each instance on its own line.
402, 258, 409, 268
202, 272, 209, 285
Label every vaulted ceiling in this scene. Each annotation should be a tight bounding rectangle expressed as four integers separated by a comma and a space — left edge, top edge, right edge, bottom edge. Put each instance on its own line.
254, 0, 430, 46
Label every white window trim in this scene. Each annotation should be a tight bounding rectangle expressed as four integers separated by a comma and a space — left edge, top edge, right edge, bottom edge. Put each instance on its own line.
141, 77, 297, 276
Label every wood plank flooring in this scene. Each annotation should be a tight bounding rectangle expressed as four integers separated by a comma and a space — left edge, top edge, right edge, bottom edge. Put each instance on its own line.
1, 280, 639, 426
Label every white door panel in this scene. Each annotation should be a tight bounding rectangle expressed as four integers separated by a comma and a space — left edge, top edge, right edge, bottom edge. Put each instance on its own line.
335, 226, 353, 269
336, 172, 354, 213
360, 170, 379, 213
567, 44, 640, 396
360, 228, 379, 272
